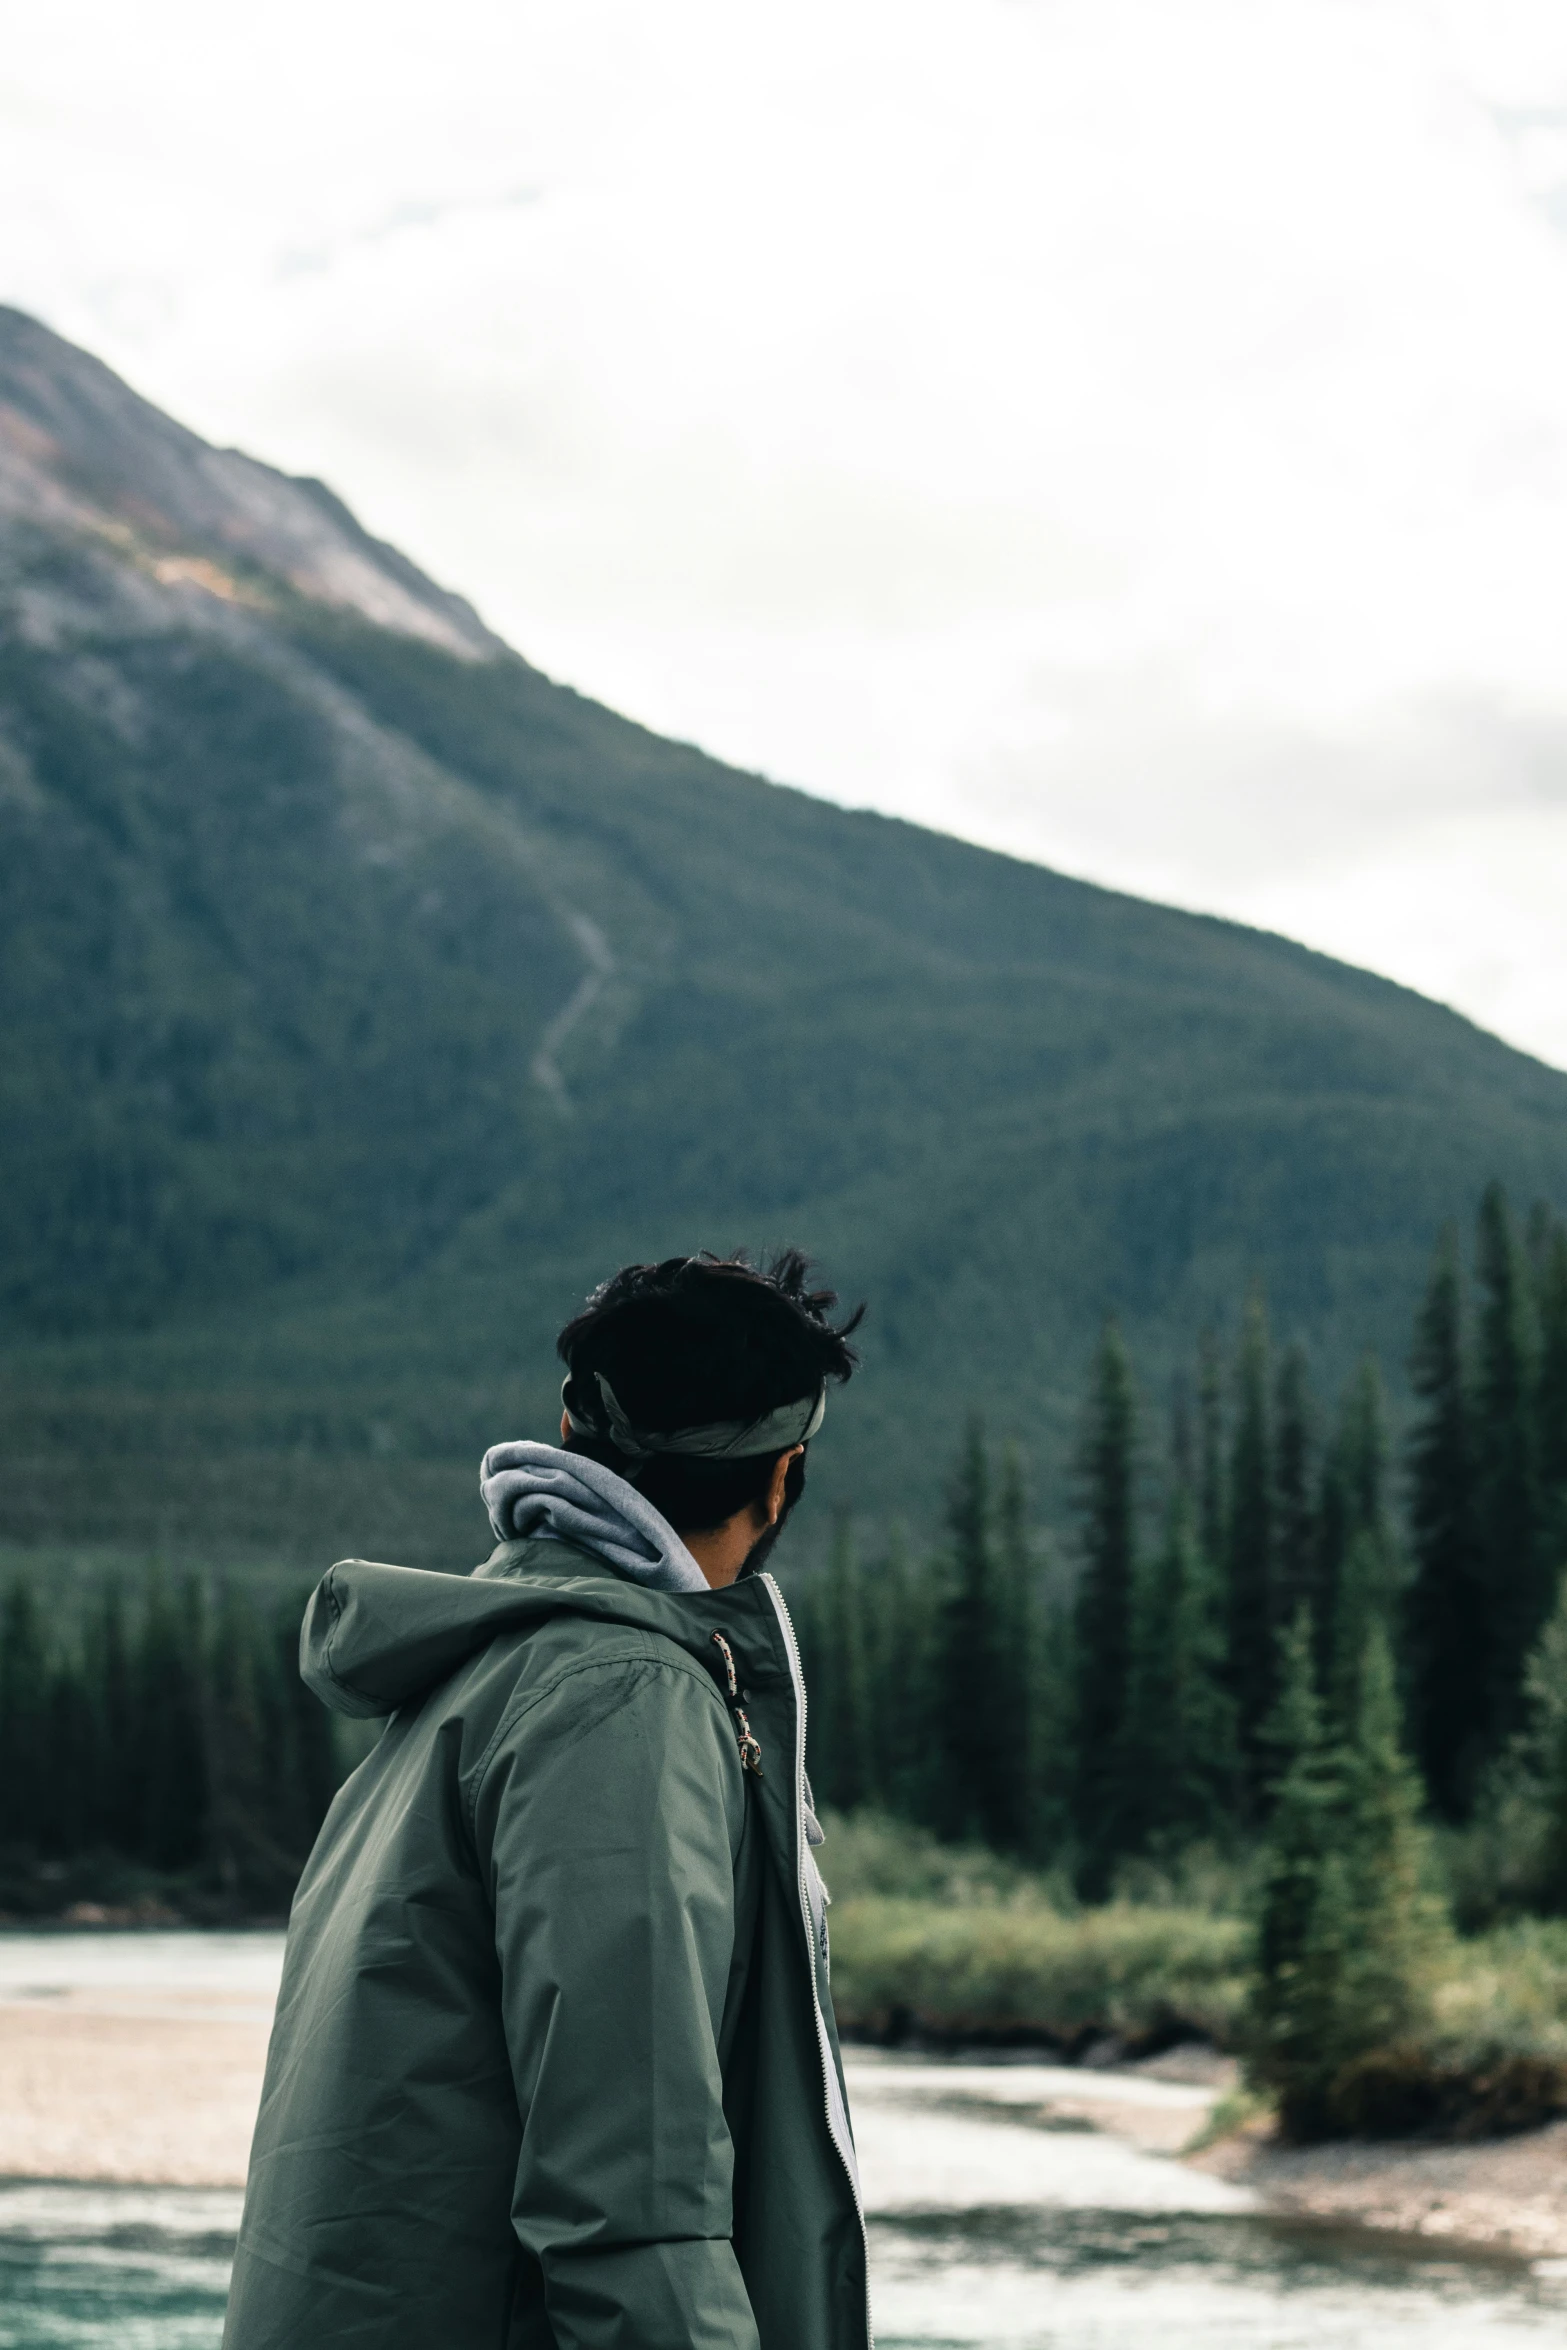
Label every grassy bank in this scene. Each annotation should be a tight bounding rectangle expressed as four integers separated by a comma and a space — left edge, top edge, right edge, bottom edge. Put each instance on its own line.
828, 1896, 1249, 2051
820, 1811, 1249, 2052
819, 1813, 1567, 2133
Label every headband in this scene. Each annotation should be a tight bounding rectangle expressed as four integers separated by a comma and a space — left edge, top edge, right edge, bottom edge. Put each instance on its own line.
563, 1371, 826, 1464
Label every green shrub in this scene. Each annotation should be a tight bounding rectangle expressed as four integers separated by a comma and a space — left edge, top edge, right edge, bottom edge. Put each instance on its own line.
827, 1894, 1249, 2049
1109, 1839, 1251, 1917
818, 1807, 1065, 1909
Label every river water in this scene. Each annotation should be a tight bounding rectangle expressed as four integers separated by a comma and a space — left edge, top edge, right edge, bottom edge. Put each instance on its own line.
0, 1936, 1564, 2347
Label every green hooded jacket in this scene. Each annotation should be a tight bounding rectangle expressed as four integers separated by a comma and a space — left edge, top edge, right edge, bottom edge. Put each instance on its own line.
222, 1539, 870, 2350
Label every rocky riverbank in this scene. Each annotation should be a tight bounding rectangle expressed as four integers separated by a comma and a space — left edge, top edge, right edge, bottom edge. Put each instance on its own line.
0, 1928, 1563, 2266
1190, 2106, 1567, 2263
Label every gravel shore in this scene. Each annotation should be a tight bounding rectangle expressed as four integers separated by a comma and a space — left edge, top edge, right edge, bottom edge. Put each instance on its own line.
0, 1998, 266, 2186
0, 1933, 276, 2188
1192, 2113, 1567, 2261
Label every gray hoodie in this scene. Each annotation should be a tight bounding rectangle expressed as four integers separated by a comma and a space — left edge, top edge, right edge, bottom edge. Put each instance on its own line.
479, 1440, 710, 1595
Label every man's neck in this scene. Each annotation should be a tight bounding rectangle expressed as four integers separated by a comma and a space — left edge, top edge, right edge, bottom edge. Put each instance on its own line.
683, 1510, 766, 1589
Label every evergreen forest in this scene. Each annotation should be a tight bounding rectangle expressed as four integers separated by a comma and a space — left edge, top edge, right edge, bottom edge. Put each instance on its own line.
0, 1572, 341, 1918
5, 1179, 1563, 2012
794, 1180, 1567, 2133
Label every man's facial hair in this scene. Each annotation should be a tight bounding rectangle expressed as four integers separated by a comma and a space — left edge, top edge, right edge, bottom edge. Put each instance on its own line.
737, 1497, 797, 1580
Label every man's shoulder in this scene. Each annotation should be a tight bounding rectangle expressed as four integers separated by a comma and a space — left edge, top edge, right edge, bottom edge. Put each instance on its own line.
460, 1553, 724, 1712
462, 1608, 737, 1812
500, 1610, 723, 1715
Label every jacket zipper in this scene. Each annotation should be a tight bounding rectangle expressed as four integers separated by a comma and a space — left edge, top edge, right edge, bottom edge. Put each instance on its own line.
760, 1571, 874, 2350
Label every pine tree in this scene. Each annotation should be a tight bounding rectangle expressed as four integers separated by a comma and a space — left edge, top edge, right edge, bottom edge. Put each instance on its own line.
1227, 1291, 1275, 1793
815, 1515, 874, 1812
1325, 1624, 1439, 2121
1197, 1325, 1226, 1577
40, 1647, 96, 1859
1339, 1355, 1389, 1534
1129, 1486, 1239, 1849
1475, 1181, 1544, 1743
1512, 1569, 1567, 1917
1169, 1371, 1195, 1492
207, 1583, 275, 1897
1329, 1526, 1394, 1735
1537, 1219, 1567, 1585
864, 1524, 931, 1825
1317, 1358, 1397, 1732
1024, 1595, 1077, 1867
1252, 1613, 1436, 2137
940, 1422, 1012, 1848
1121, 1545, 1165, 1862
993, 1444, 1035, 1851
1404, 1225, 1486, 1818
1072, 1324, 1139, 1892
1274, 1343, 1318, 1632
1312, 1432, 1350, 1696
86, 1580, 138, 1854
137, 1568, 209, 1869
0, 1581, 48, 1848
1250, 1609, 1339, 2128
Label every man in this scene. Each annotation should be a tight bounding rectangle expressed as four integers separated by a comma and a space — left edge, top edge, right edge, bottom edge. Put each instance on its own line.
223, 1250, 869, 2350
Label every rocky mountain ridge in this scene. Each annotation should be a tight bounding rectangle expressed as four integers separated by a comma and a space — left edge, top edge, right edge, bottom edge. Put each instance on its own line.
0, 304, 497, 658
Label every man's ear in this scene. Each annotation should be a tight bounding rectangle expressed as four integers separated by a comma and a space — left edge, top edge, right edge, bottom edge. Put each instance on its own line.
560, 1408, 571, 1443
764, 1446, 804, 1526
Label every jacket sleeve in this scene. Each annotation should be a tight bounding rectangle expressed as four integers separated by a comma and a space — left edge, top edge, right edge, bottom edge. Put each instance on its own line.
474, 1650, 760, 2350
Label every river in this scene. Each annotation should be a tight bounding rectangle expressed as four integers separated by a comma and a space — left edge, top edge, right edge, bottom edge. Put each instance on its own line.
0, 1936, 1563, 2346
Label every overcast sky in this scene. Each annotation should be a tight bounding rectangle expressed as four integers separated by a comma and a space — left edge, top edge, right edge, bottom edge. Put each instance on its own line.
7, 0, 1567, 1064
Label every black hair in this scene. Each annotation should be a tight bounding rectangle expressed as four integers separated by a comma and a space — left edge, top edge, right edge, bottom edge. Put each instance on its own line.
555, 1249, 862, 1537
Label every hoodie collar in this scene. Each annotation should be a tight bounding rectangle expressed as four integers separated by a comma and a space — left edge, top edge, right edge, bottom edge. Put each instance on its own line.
478, 1440, 709, 1596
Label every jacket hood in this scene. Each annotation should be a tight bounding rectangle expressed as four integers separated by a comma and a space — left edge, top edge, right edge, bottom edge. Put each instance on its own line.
478, 1440, 708, 1594
300, 1541, 769, 1719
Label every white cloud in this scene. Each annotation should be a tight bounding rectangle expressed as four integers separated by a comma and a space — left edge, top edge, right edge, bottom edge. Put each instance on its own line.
3, 0, 1567, 1061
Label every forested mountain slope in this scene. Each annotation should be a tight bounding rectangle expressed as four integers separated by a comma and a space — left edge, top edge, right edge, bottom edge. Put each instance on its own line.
3, 305, 1565, 1564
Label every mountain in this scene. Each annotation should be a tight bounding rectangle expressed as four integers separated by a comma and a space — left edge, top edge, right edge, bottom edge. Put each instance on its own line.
3, 304, 1566, 1571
